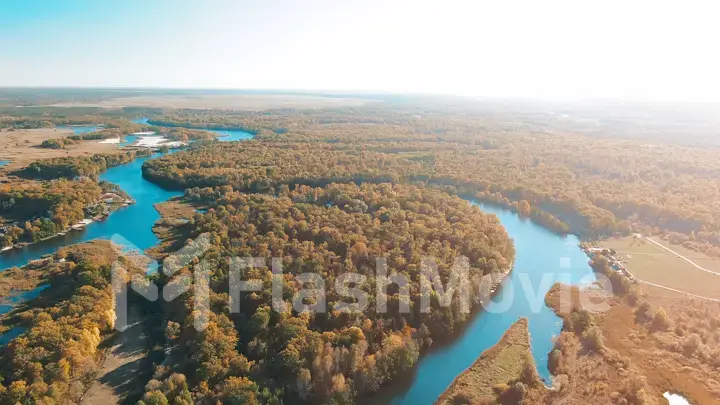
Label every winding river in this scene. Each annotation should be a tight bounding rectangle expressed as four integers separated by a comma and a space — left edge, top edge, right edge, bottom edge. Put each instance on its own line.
0, 122, 252, 270
0, 123, 596, 403
391, 203, 595, 404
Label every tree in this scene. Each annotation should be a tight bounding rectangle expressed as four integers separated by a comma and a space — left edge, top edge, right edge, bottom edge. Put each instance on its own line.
165, 321, 181, 341
297, 368, 312, 399
548, 349, 564, 374
218, 377, 259, 405
517, 200, 531, 216
683, 333, 702, 357
139, 390, 169, 405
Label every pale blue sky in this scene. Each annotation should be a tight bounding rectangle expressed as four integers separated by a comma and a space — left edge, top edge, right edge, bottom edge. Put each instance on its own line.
1, 0, 719, 101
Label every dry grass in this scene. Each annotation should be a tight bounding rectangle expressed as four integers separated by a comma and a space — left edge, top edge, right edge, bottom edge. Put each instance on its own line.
145, 198, 196, 260
529, 283, 720, 405
435, 318, 538, 405
600, 236, 720, 299
0, 127, 124, 171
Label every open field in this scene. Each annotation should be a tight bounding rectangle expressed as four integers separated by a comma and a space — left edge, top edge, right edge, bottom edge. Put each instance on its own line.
600, 236, 720, 300
45, 93, 377, 110
644, 236, 720, 274
0, 127, 123, 171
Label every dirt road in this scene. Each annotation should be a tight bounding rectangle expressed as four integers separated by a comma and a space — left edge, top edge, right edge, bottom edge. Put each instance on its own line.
645, 236, 720, 276
81, 306, 148, 405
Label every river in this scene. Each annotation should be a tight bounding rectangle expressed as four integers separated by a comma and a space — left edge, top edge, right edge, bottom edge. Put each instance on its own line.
390, 202, 596, 404
1, 125, 596, 403
0, 120, 251, 270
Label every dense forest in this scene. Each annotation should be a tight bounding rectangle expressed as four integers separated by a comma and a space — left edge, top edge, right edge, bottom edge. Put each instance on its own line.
138, 183, 514, 405
142, 142, 427, 191
16, 150, 151, 180
0, 178, 129, 247
4, 99, 720, 404
140, 107, 720, 254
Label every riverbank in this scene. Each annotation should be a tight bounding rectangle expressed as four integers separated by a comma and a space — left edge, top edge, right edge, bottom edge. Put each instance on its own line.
356, 202, 598, 405
435, 318, 540, 404
0, 196, 135, 258
146, 119, 259, 135
145, 197, 197, 260
0, 240, 124, 320
0, 237, 158, 404
524, 282, 720, 404
0, 121, 253, 271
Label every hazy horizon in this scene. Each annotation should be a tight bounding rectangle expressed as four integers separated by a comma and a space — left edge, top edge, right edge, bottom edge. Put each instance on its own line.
2, 0, 719, 102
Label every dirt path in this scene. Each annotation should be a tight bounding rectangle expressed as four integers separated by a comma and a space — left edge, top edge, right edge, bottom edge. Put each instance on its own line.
645, 236, 720, 276
81, 306, 148, 405
637, 280, 720, 302
610, 239, 720, 303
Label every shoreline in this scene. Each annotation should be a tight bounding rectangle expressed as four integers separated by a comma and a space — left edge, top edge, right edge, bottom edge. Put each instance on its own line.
146, 119, 259, 135
0, 198, 135, 260
357, 266, 513, 405
434, 318, 538, 404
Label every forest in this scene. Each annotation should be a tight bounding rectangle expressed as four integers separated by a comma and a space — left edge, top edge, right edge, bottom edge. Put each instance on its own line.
3, 100, 720, 404
140, 106, 720, 253
0, 241, 148, 405
135, 182, 514, 405
16, 150, 151, 180
0, 178, 130, 247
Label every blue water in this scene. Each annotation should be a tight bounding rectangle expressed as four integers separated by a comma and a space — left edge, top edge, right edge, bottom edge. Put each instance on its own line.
0, 120, 593, 402
132, 117, 253, 142
119, 134, 138, 147
391, 202, 596, 405
0, 160, 8, 167
209, 129, 254, 142
0, 153, 182, 270
57, 125, 102, 134
0, 284, 50, 316
0, 124, 252, 271
0, 327, 25, 346
119, 118, 147, 146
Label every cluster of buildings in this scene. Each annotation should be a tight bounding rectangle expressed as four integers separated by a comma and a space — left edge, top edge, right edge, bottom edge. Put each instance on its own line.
582, 246, 636, 281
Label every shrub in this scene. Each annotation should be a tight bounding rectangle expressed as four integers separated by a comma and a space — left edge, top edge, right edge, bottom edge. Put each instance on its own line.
569, 310, 595, 334
683, 333, 702, 357
651, 308, 671, 331
634, 302, 652, 323
548, 349, 564, 374
583, 326, 605, 351
503, 382, 527, 404
619, 375, 648, 404
626, 286, 640, 306
452, 390, 478, 405
521, 355, 540, 386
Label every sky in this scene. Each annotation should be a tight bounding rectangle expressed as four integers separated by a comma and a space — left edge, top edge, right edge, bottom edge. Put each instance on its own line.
1, 0, 719, 101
